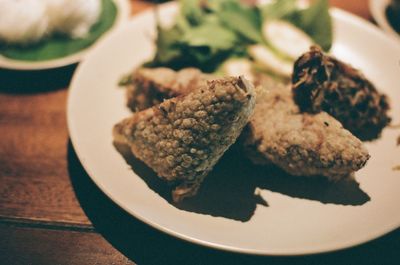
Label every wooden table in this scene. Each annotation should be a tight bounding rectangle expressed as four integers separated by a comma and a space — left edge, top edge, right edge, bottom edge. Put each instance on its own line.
0, 1, 398, 264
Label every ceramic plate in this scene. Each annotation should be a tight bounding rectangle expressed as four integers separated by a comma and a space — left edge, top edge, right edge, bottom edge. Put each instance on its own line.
68, 2, 400, 256
369, 0, 400, 41
0, 0, 130, 70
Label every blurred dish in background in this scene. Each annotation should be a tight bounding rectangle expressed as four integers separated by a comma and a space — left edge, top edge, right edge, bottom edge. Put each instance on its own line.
0, 0, 129, 70
369, 0, 400, 41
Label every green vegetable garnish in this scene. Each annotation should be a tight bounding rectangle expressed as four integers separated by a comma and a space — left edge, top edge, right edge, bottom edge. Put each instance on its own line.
282, 0, 333, 51
261, 0, 298, 20
217, 1, 264, 43
147, 0, 333, 73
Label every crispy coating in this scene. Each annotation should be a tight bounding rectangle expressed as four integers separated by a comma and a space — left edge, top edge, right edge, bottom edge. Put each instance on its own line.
114, 76, 255, 202
292, 46, 391, 140
123, 67, 370, 179
125, 67, 212, 111
242, 85, 370, 180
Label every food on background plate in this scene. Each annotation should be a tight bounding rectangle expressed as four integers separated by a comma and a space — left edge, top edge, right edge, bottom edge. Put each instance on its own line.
45, 0, 101, 39
0, 0, 117, 62
292, 46, 391, 140
242, 85, 370, 180
0, 0, 48, 45
113, 76, 255, 202
0, 0, 101, 45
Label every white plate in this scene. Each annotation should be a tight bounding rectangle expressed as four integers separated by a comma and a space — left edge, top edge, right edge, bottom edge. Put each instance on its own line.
68, 2, 400, 256
0, 0, 130, 71
369, 0, 400, 41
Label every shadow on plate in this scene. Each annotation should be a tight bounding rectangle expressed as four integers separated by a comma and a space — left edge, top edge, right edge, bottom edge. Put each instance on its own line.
114, 141, 370, 222
67, 141, 399, 265
114, 142, 268, 222
0, 64, 76, 93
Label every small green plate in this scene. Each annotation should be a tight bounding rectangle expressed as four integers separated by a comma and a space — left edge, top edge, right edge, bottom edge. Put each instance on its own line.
0, 0, 129, 70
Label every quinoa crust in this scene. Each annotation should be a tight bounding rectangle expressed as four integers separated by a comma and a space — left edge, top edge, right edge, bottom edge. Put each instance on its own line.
126, 67, 212, 112
114, 76, 255, 202
243, 85, 370, 180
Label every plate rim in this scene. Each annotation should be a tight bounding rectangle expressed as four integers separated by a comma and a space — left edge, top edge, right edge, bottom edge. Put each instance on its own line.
67, 2, 400, 256
0, 0, 130, 71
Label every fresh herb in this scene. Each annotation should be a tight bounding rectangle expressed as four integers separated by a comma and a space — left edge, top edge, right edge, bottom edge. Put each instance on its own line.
217, 1, 264, 43
148, 0, 333, 73
290, 0, 333, 51
261, 0, 332, 51
261, 0, 298, 20
153, 24, 182, 64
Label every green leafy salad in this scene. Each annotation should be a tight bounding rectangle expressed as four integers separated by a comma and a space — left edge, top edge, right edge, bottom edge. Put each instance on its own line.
145, 0, 333, 78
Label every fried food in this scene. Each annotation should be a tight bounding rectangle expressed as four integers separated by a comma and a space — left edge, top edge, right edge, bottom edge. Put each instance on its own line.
121, 67, 370, 180
124, 67, 212, 111
292, 46, 391, 140
242, 85, 370, 180
114, 76, 255, 202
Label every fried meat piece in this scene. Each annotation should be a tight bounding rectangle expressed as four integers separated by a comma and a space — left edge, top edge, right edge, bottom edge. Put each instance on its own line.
124, 67, 212, 111
114, 76, 255, 202
292, 46, 391, 140
242, 85, 370, 180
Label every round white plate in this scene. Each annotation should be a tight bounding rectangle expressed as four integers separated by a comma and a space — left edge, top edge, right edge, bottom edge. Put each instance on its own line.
0, 0, 130, 71
369, 0, 400, 41
68, 2, 400, 256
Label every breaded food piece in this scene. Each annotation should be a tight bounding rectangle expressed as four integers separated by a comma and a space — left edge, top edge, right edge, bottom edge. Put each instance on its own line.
242, 85, 370, 180
124, 67, 212, 111
292, 46, 391, 140
114, 76, 255, 202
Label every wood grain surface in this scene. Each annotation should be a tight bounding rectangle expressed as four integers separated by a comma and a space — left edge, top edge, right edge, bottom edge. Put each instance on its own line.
0, 1, 399, 265
0, 224, 133, 265
0, 88, 90, 225
0, 0, 153, 227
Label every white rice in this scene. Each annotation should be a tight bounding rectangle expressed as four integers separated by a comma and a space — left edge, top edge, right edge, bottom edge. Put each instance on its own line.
0, 0, 49, 45
45, 0, 101, 38
0, 0, 101, 45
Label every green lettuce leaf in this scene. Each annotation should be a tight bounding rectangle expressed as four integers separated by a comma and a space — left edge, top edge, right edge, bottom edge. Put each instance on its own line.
294, 0, 333, 51
181, 16, 238, 52
180, 0, 206, 25
217, 1, 264, 43
149, 0, 332, 72
153, 26, 182, 64
260, 0, 332, 51
261, 0, 297, 20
